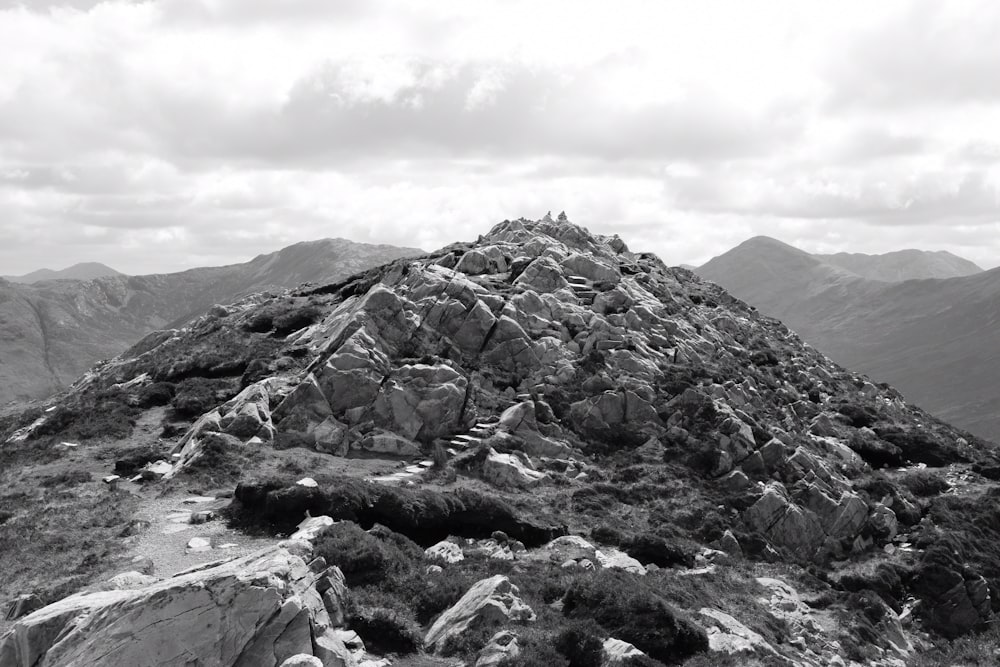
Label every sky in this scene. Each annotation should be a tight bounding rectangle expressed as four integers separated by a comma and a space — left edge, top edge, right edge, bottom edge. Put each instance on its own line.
1, 0, 999, 275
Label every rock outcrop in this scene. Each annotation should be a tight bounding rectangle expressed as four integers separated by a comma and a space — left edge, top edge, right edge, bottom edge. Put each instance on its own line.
424, 575, 536, 653
0, 546, 355, 667
14, 213, 1000, 659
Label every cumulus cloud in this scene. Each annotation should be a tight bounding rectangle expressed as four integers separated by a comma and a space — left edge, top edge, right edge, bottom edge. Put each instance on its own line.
0, 0, 998, 274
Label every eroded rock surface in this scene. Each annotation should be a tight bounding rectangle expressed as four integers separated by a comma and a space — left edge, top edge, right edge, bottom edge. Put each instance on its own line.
425, 575, 536, 653
0, 546, 354, 667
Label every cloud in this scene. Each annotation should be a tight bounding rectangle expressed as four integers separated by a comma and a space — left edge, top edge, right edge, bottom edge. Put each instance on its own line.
670, 165, 1000, 224
825, 0, 1000, 109
1, 0, 1000, 274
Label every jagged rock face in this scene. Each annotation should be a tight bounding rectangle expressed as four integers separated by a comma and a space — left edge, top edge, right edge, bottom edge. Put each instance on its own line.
0, 546, 353, 667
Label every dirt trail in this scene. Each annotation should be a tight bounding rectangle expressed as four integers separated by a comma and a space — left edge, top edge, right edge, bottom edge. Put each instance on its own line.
78, 407, 279, 577
126, 489, 277, 576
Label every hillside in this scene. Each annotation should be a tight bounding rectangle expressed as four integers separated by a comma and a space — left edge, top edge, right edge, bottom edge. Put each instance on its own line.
818, 249, 983, 282
4, 217, 1000, 665
4, 262, 122, 284
0, 239, 422, 407
699, 237, 1000, 442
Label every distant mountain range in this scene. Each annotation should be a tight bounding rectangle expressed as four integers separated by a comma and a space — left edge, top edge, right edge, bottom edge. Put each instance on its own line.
0, 239, 422, 405
815, 248, 983, 281
698, 237, 1000, 441
4, 262, 123, 283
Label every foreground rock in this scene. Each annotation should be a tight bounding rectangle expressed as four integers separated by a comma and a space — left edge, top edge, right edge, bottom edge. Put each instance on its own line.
0, 546, 355, 667
425, 575, 536, 653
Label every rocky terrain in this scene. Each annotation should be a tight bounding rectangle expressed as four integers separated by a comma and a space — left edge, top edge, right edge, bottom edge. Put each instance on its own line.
0, 239, 422, 407
4, 216, 1000, 666
699, 236, 1000, 442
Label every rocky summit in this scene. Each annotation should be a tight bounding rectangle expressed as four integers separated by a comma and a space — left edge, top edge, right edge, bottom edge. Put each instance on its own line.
5, 216, 1000, 666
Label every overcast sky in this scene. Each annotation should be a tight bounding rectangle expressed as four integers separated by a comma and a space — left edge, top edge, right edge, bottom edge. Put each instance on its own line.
1, 0, 999, 275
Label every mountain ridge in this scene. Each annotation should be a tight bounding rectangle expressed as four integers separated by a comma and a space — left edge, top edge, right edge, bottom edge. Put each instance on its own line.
817, 247, 983, 281
698, 236, 1000, 440
4, 216, 1000, 664
4, 262, 123, 284
0, 238, 423, 406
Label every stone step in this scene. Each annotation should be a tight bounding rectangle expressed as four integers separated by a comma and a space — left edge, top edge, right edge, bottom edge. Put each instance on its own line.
453, 434, 481, 442
417, 460, 435, 468
566, 275, 590, 285
595, 339, 627, 351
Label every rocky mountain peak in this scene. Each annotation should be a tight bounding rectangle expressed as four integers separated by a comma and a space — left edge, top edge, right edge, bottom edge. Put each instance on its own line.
6, 216, 1000, 663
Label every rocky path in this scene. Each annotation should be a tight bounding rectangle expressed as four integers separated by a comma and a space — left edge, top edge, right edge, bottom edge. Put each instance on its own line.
127, 490, 276, 577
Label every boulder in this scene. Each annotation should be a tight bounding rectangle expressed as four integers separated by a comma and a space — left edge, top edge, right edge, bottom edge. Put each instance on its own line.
186, 537, 212, 553
290, 515, 336, 542
757, 438, 787, 470
868, 503, 898, 541
595, 548, 646, 575
719, 470, 752, 492
425, 575, 536, 653
426, 541, 465, 564
712, 531, 744, 560
103, 571, 159, 591
476, 630, 520, 667
914, 554, 992, 637
569, 390, 660, 434
0, 546, 353, 667
483, 448, 547, 488
537, 536, 598, 564
456, 247, 508, 276
371, 364, 469, 441
698, 608, 779, 656
601, 637, 645, 665
316, 568, 350, 629
743, 483, 825, 560
140, 459, 173, 481
312, 417, 349, 455
498, 401, 574, 457
451, 300, 498, 353
220, 381, 274, 440
796, 485, 869, 540
357, 431, 421, 457
513, 256, 569, 293
272, 376, 337, 447
560, 253, 620, 284
592, 288, 633, 315
315, 331, 391, 416
481, 316, 539, 374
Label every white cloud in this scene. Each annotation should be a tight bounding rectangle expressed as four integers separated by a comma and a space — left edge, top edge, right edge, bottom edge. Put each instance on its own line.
0, 0, 998, 275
